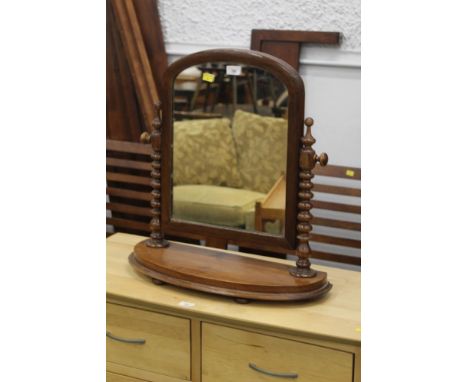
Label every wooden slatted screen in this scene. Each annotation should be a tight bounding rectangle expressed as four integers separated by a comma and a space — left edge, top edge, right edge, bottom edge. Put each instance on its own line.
106, 139, 361, 265
309, 164, 361, 266
106, 139, 152, 235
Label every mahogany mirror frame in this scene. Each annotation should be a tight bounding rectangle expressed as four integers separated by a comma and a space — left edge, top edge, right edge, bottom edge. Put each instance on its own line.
160, 49, 305, 253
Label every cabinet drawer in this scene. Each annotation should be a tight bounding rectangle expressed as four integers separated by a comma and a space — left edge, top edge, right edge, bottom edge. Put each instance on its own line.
106, 303, 191, 381
107, 372, 145, 382
202, 323, 353, 382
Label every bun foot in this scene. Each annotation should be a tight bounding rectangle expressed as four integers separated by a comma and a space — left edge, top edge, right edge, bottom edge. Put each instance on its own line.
152, 278, 165, 285
234, 298, 250, 304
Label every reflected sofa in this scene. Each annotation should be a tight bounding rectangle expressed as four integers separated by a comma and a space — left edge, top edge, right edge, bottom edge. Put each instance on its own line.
172, 110, 287, 232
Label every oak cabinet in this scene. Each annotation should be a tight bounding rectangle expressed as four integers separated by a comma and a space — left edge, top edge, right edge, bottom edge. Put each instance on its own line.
106, 233, 361, 382
201, 323, 354, 382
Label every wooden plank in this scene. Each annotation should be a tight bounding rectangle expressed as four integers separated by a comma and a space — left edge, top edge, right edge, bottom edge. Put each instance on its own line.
107, 202, 151, 217
314, 165, 361, 180
107, 139, 152, 155
107, 217, 149, 232
314, 183, 361, 197
132, 0, 168, 95
310, 250, 361, 265
310, 234, 361, 249
106, 187, 151, 201
107, 172, 150, 186
106, 0, 143, 141
111, 0, 159, 132
313, 200, 361, 214
251, 29, 341, 48
312, 217, 361, 231
107, 157, 152, 171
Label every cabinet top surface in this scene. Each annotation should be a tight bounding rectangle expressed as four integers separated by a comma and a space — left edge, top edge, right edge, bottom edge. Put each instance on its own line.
107, 233, 361, 345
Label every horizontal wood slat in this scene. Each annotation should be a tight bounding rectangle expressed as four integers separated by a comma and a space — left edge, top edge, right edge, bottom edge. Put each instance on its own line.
310, 250, 360, 265
106, 157, 152, 171
106, 139, 152, 155
314, 165, 361, 180
312, 200, 361, 214
107, 172, 150, 186
106, 187, 151, 201
312, 217, 361, 231
107, 217, 149, 232
107, 202, 151, 217
314, 183, 361, 197
310, 233, 361, 249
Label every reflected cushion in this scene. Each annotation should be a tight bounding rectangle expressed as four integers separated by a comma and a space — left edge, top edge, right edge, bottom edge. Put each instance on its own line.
173, 118, 243, 188
173, 185, 265, 228
232, 110, 287, 193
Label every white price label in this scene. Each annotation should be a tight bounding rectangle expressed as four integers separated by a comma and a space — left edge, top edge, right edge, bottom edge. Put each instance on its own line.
226, 65, 242, 76
178, 301, 195, 308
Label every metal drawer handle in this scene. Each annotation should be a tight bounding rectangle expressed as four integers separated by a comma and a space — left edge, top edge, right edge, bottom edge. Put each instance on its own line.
106, 331, 146, 345
248, 363, 298, 379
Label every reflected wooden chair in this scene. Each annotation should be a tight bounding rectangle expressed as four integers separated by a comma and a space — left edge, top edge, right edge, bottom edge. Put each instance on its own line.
254, 164, 361, 266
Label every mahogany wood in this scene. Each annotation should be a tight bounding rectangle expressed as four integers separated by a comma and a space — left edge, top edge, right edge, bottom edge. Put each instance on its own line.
140, 103, 168, 248
290, 117, 328, 277
251, 29, 340, 70
107, 0, 167, 141
130, 241, 331, 301
161, 49, 304, 253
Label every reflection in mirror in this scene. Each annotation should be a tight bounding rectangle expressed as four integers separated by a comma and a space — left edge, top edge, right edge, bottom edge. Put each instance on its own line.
171, 62, 288, 236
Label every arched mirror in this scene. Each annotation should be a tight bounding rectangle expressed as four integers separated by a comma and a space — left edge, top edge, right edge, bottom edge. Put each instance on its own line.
161, 49, 305, 252
131, 49, 331, 302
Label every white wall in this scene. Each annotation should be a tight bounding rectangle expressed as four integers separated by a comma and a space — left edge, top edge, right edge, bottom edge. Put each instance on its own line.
158, 0, 361, 168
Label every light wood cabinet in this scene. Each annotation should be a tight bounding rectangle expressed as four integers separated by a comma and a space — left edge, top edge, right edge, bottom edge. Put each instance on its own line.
107, 303, 191, 381
202, 323, 353, 382
107, 233, 361, 382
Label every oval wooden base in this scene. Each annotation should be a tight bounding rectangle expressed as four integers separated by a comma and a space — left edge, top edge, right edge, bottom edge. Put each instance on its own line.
130, 241, 332, 302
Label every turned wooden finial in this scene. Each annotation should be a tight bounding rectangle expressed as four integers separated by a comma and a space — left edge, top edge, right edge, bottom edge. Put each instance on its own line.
144, 102, 168, 248
290, 117, 328, 278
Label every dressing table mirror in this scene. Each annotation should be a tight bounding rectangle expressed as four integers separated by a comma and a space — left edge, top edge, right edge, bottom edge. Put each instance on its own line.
130, 49, 331, 302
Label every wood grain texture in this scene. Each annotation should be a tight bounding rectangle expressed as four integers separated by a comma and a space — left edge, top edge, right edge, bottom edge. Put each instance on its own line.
107, 233, 361, 345
106, 372, 141, 382
106, 303, 191, 380
107, 363, 187, 382
110, 0, 159, 132
251, 29, 341, 70
131, 240, 331, 301
202, 323, 353, 382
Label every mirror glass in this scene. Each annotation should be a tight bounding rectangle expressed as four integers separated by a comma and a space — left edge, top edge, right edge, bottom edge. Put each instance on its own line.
171, 61, 288, 236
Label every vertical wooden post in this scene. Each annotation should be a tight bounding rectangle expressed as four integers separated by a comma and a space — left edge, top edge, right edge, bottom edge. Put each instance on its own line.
141, 102, 168, 248
290, 117, 328, 278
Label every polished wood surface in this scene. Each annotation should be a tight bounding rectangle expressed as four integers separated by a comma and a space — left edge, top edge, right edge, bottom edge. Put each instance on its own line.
291, 117, 328, 277
202, 323, 353, 382
131, 240, 331, 301
107, 303, 191, 380
140, 103, 168, 248
107, 0, 167, 141
108, 233, 361, 345
161, 49, 304, 253
251, 29, 340, 70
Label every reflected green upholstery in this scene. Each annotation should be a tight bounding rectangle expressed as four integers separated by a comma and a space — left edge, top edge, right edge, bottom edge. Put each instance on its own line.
173, 118, 243, 188
173, 185, 265, 228
232, 110, 287, 193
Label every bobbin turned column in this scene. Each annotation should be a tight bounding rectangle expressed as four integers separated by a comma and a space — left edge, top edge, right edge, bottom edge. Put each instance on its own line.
290, 117, 328, 278
140, 102, 169, 248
